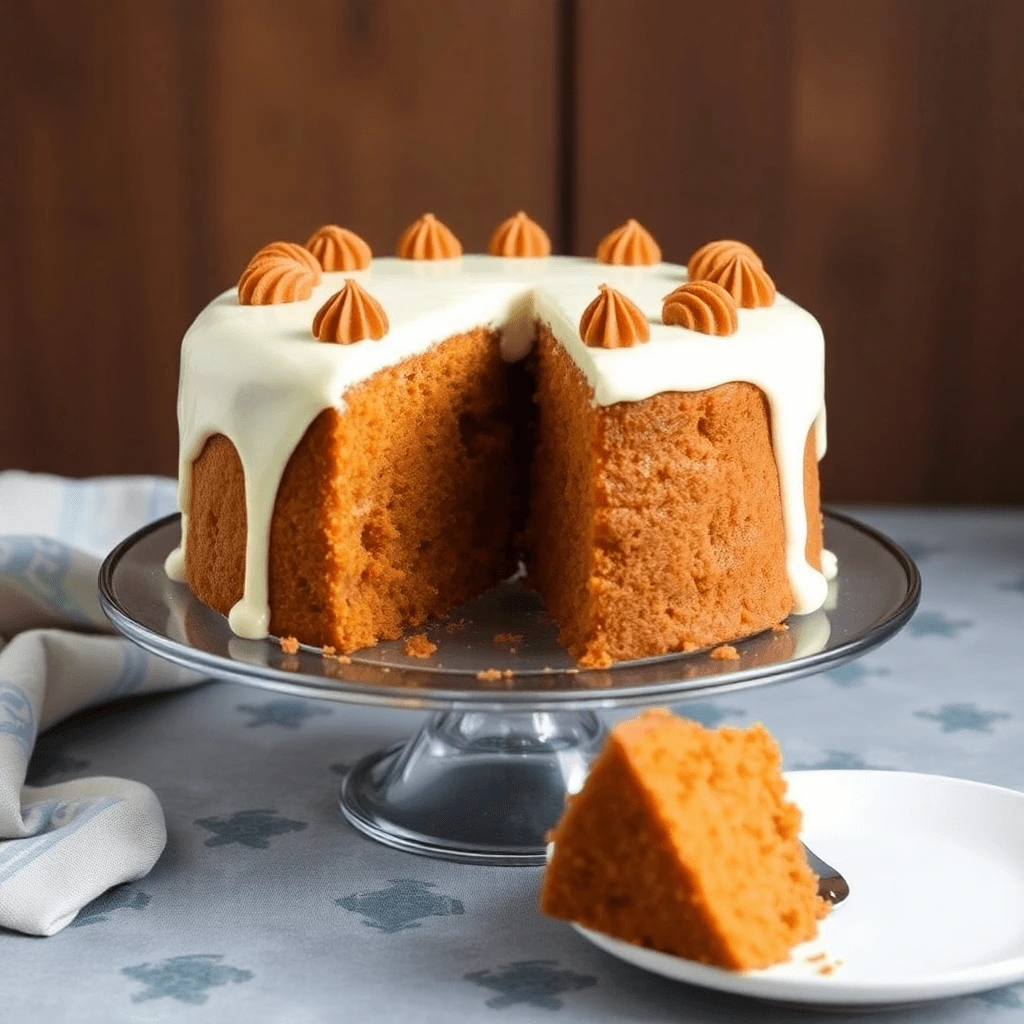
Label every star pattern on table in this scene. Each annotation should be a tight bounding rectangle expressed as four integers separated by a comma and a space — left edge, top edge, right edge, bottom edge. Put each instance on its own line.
70, 885, 151, 927
194, 809, 308, 849
336, 879, 464, 933
465, 960, 597, 1010
907, 611, 974, 638
122, 955, 252, 1005
915, 702, 1011, 733
236, 698, 331, 729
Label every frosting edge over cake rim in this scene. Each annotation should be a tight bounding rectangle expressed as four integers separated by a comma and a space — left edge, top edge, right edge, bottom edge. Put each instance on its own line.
167, 254, 829, 642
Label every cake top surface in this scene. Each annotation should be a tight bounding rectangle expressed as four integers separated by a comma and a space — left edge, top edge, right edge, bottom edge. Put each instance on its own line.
183, 254, 824, 409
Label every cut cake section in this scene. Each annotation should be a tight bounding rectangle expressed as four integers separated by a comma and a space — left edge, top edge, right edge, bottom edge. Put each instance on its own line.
186, 327, 525, 651
540, 709, 827, 970
527, 325, 822, 667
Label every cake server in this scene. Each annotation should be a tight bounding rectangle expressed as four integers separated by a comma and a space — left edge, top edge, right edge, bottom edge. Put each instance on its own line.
803, 844, 849, 904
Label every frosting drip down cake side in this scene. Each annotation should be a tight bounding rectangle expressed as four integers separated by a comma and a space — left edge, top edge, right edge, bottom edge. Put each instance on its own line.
166, 219, 830, 665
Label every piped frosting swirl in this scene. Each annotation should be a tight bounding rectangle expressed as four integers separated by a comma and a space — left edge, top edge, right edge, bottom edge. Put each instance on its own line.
662, 280, 739, 335
596, 219, 662, 265
579, 284, 650, 348
397, 213, 463, 260
312, 279, 389, 344
237, 242, 322, 305
687, 240, 776, 308
305, 225, 372, 271
488, 211, 551, 258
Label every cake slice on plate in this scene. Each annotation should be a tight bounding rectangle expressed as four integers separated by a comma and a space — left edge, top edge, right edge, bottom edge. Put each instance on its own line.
541, 708, 827, 970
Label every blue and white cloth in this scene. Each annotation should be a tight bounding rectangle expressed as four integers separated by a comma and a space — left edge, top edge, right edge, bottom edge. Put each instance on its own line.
0, 472, 199, 935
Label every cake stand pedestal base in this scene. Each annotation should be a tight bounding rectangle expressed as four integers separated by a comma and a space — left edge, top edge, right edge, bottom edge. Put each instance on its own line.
340, 710, 606, 865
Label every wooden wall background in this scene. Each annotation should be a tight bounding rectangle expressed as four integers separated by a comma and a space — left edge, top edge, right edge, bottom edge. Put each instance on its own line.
2, 0, 1022, 502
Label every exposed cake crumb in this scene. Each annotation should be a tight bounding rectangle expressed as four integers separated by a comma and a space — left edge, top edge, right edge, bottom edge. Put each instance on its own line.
682, 641, 700, 652
279, 636, 299, 655
772, 622, 790, 633
503, 669, 514, 679
710, 644, 740, 661
493, 632, 523, 645
403, 633, 437, 659
817, 964, 835, 976
319, 645, 352, 664
806, 952, 826, 963
476, 668, 503, 681
444, 618, 468, 635
541, 666, 553, 674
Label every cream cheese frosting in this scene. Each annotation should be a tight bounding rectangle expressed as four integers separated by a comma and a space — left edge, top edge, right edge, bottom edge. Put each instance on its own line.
167, 254, 830, 641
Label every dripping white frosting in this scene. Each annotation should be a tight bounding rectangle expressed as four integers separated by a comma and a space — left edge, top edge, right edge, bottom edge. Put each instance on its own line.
168, 254, 829, 639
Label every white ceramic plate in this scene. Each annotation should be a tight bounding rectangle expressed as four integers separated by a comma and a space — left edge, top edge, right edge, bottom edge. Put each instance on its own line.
574, 770, 1024, 1008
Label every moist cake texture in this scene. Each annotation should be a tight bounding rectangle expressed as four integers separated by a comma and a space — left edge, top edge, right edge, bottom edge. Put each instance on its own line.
541, 708, 828, 970
167, 223, 830, 663
528, 325, 822, 666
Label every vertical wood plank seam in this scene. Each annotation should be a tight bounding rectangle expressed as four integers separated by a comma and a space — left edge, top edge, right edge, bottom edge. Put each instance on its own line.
557, 0, 577, 255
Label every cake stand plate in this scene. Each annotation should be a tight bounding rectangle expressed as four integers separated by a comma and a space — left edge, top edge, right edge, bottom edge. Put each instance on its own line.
99, 510, 919, 864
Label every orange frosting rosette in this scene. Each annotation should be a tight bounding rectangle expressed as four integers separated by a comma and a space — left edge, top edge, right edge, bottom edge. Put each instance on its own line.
579, 285, 650, 348
312, 279, 389, 344
396, 213, 462, 260
662, 280, 739, 336
488, 212, 551, 258
686, 240, 775, 308
596, 219, 661, 265
238, 242, 322, 305
305, 225, 372, 271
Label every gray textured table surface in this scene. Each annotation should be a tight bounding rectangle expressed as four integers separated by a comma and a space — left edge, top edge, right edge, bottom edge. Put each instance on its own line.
5, 506, 1024, 1023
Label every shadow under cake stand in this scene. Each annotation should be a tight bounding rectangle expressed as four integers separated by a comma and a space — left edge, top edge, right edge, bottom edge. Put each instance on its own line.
99, 510, 919, 866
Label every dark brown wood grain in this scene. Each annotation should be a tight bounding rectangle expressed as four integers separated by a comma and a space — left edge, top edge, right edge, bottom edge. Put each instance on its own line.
0, 0, 191, 477
2, 0, 1022, 501
206, 0, 560, 294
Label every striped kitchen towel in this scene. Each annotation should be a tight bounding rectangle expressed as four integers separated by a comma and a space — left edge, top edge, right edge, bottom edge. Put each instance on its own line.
0, 471, 201, 935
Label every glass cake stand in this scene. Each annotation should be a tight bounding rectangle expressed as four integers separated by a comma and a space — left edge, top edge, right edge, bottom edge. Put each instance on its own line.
98, 510, 919, 865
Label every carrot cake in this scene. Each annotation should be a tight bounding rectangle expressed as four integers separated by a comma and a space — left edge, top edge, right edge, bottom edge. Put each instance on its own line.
541, 708, 827, 970
165, 214, 832, 665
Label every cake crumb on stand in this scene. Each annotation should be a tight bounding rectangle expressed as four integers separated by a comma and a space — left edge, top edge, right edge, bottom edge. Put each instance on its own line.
279, 636, 299, 655
710, 644, 740, 661
403, 633, 437, 659
320, 645, 352, 664
476, 668, 503, 682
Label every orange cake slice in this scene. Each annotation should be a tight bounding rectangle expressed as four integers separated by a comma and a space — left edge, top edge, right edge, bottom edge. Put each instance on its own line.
541, 709, 827, 970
